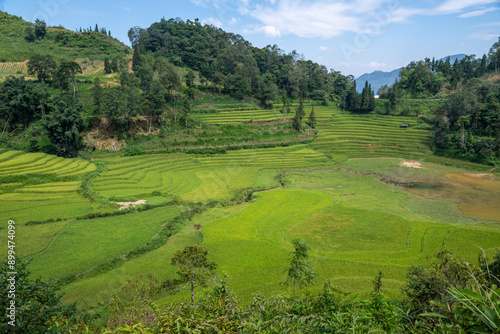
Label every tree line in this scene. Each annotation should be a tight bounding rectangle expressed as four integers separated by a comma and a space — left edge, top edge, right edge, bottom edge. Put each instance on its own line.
432, 78, 500, 164
379, 37, 500, 100
128, 18, 357, 107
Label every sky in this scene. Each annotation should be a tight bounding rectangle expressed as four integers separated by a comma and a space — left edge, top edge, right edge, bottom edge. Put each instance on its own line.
0, 0, 499, 77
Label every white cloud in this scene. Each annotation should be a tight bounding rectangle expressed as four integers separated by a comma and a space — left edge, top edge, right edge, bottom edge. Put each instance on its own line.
196, 0, 498, 40
319, 46, 329, 51
229, 17, 238, 25
243, 0, 428, 39
203, 17, 223, 28
435, 0, 498, 14
247, 1, 361, 38
368, 61, 387, 68
474, 21, 500, 27
468, 32, 499, 40
458, 7, 498, 18
261, 25, 281, 37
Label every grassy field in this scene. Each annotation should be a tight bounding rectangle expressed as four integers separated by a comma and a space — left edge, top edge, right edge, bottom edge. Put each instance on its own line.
91, 145, 330, 201
0, 150, 102, 224
201, 187, 500, 298
310, 112, 432, 161
1, 105, 499, 310
193, 102, 338, 125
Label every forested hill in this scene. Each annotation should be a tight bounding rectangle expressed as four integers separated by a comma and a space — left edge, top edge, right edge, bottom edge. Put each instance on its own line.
0, 10, 129, 62
130, 18, 352, 105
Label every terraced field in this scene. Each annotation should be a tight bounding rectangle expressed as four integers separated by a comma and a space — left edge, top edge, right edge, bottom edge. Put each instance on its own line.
92, 145, 330, 201
193, 108, 290, 124
311, 112, 432, 160
1, 109, 498, 310
0, 150, 98, 224
193, 103, 338, 124
0, 150, 95, 176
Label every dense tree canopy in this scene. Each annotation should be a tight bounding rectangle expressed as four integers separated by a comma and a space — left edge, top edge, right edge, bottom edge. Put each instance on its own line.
0, 76, 49, 130
43, 98, 83, 158
380, 39, 500, 99
432, 78, 500, 164
129, 18, 353, 105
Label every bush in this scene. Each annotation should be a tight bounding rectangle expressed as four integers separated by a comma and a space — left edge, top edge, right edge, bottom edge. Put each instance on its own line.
122, 145, 143, 156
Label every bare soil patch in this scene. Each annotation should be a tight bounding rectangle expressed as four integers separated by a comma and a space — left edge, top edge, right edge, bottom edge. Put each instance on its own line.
401, 160, 424, 169
112, 200, 147, 210
463, 173, 494, 179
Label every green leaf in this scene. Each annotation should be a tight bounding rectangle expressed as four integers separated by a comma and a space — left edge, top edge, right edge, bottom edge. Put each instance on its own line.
418, 312, 449, 319
458, 289, 484, 300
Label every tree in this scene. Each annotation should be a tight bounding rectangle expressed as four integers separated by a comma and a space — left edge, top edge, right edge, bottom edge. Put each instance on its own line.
0, 260, 75, 333
24, 26, 35, 42
0, 76, 49, 130
213, 72, 226, 95
309, 105, 316, 128
488, 37, 500, 74
296, 97, 305, 120
128, 26, 143, 48
181, 95, 193, 127
282, 238, 317, 296
34, 19, 46, 39
53, 61, 82, 97
27, 54, 57, 82
155, 58, 180, 96
185, 69, 196, 88
143, 79, 166, 134
104, 57, 111, 74
43, 98, 83, 158
91, 78, 103, 113
132, 45, 142, 72
258, 73, 278, 109
170, 245, 217, 305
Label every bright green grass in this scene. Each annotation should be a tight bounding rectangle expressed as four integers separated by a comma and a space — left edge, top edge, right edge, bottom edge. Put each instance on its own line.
194, 104, 339, 125
193, 108, 290, 124
28, 205, 180, 280
61, 204, 246, 307
285, 167, 495, 226
311, 112, 432, 161
16, 181, 80, 193
0, 151, 95, 176
0, 151, 103, 225
50, 158, 500, 307
201, 188, 500, 298
92, 146, 330, 202
13, 220, 70, 258
0, 192, 103, 225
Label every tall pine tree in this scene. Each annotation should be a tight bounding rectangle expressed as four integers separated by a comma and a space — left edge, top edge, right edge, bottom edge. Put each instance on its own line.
309, 105, 316, 128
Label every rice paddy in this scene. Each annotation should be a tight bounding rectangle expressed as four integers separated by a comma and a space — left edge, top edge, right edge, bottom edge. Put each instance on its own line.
92, 145, 330, 201
193, 103, 337, 125
1, 104, 499, 308
310, 112, 432, 161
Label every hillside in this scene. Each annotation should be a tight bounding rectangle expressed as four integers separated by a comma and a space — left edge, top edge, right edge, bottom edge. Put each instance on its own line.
0, 10, 129, 63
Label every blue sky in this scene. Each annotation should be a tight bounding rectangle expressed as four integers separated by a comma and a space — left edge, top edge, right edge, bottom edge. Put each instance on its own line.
0, 0, 499, 77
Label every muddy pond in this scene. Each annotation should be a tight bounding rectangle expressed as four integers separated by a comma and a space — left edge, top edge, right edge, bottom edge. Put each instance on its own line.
404, 173, 500, 221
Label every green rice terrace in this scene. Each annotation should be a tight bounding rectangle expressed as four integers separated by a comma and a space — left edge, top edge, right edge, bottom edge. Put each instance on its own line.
1, 104, 499, 314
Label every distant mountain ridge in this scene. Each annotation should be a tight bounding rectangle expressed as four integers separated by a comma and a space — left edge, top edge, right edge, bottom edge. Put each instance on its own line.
355, 54, 467, 94
355, 69, 400, 95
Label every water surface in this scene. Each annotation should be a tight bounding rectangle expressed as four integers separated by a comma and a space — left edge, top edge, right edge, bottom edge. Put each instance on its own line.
405, 173, 500, 221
